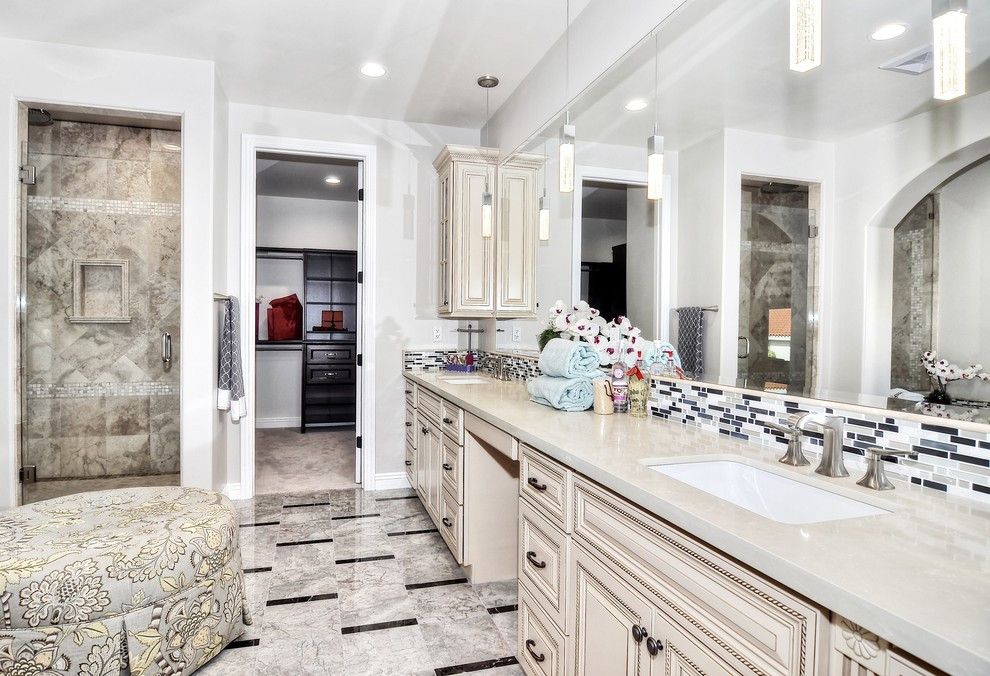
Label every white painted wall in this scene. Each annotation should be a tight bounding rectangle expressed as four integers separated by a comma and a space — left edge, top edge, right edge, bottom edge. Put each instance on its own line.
257, 195, 358, 250
225, 103, 478, 487
0, 37, 221, 509
256, 350, 302, 426
625, 185, 655, 336
581, 217, 625, 262
212, 71, 230, 492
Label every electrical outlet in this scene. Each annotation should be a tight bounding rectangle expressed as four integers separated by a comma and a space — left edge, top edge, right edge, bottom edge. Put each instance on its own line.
433, 324, 443, 342
512, 325, 522, 342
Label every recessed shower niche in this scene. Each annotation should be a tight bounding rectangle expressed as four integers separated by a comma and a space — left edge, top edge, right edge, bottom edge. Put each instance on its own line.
70, 259, 131, 323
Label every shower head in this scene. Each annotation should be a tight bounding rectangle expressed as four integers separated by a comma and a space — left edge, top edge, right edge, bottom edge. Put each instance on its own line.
28, 108, 53, 126
759, 181, 801, 194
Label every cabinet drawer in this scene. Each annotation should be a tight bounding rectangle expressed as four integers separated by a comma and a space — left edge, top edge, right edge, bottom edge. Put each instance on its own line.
404, 439, 416, 486
438, 486, 463, 564
519, 498, 568, 631
405, 405, 416, 447
417, 387, 442, 426
572, 476, 825, 676
441, 435, 463, 504
440, 399, 463, 444
404, 379, 416, 407
306, 364, 355, 384
519, 586, 568, 676
520, 444, 571, 532
307, 343, 355, 363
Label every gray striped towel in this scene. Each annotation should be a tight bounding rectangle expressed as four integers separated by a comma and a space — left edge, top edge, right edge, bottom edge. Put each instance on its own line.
218, 297, 246, 420
677, 307, 705, 377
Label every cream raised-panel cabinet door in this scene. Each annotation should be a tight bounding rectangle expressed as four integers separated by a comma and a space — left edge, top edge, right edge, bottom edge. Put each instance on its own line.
646, 610, 736, 676
570, 545, 653, 676
495, 157, 540, 318
434, 145, 498, 317
417, 419, 443, 521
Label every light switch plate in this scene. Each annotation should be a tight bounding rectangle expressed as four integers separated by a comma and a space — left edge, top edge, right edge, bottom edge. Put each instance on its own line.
512, 325, 522, 342
433, 324, 443, 342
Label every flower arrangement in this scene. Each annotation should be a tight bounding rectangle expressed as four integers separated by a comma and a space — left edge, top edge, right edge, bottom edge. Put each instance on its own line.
921, 351, 990, 404
538, 300, 650, 367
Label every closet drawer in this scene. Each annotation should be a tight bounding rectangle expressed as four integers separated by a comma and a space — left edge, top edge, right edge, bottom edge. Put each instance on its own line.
417, 387, 442, 426
520, 444, 571, 531
307, 343, 355, 364
572, 476, 825, 676
306, 364, 355, 384
519, 586, 568, 676
438, 486, 463, 563
440, 399, 463, 444
405, 404, 416, 447
404, 439, 416, 486
441, 435, 463, 504
519, 498, 568, 630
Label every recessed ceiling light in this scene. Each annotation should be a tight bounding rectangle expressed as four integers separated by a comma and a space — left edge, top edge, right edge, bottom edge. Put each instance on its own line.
624, 98, 649, 112
871, 23, 907, 41
360, 62, 386, 78
325, 175, 341, 185
162, 143, 181, 151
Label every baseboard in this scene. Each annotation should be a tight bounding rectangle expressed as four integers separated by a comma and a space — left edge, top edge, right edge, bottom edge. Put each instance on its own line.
223, 483, 243, 500
373, 472, 411, 491
255, 417, 301, 429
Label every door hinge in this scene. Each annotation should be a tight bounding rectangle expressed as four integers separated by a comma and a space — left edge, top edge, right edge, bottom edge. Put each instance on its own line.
357, 271, 363, 284
356, 436, 362, 449
358, 188, 364, 201
808, 225, 819, 238
356, 353, 362, 367
18, 165, 36, 185
19, 465, 37, 483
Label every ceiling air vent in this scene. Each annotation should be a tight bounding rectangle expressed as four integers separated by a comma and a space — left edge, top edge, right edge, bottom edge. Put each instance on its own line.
879, 44, 934, 75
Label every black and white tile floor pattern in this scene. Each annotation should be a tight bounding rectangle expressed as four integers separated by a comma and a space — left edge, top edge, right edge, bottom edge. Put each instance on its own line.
201, 487, 522, 676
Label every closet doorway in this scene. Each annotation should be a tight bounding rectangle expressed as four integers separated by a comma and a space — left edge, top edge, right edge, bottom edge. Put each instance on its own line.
240, 137, 376, 499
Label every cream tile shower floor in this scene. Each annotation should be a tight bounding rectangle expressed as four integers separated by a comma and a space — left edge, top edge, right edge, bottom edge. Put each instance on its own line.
204, 487, 522, 676
255, 427, 357, 495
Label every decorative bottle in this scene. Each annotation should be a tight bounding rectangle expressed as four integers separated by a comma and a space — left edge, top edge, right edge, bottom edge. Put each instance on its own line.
611, 366, 629, 413
628, 351, 649, 417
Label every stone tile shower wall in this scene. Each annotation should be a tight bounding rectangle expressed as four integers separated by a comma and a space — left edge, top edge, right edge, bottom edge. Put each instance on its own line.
24, 121, 181, 478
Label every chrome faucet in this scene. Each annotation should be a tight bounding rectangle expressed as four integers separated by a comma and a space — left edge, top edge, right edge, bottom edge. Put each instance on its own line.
794, 413, 848, 478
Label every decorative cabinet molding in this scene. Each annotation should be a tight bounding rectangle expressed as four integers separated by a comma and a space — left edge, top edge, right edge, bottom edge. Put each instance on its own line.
827, 613, 942, 676
434, 145, 541, 318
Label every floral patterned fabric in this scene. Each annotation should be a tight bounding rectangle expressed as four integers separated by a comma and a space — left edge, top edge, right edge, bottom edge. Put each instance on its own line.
0, 487, 250, 675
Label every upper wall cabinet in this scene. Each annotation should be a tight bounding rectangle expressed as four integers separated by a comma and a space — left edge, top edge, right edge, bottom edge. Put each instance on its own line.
434, 145, 540, 318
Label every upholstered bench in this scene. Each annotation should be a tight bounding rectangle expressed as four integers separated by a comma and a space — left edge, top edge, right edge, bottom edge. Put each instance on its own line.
0, 486, 251, 675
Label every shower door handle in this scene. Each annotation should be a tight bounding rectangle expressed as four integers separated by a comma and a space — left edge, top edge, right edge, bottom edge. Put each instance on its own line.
162, 332, 172, 364
737, 336, 750, 360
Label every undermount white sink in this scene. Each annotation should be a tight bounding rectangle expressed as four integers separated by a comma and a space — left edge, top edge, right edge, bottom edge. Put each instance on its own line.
647, 460, 889, 524
439, 377, 491, 385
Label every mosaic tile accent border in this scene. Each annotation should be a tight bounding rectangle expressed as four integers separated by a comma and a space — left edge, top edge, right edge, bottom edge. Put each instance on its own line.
28, 195, 180, 217
403, 349, 540, 382
650, 379, 990, 502
27, 381, 179, 399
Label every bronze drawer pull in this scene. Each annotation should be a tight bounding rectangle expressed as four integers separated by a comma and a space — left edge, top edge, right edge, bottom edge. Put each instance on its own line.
647, 637, 664, 656
526, 551, 547, 569
405, 460, 412, 466
443, 417, 454, 424
442, 517, 453, 527
405, 421, 412, 427
527, 477, 548, 492
443, 463, 453, 471
631, 625, 647, 643
525, 639, 545, 663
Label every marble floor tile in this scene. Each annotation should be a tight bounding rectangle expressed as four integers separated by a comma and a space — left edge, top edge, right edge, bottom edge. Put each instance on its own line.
332, 531, 394, 560
197, 644, 259, 675
490, 610, 520, 649
270, 541, 337, 587
474, 579, 519, 609
254, 636, 343, 676
391, 530, 455, 561
279, 503, 335, 525
339, 623, 433, 676
408, 582, 487, 623
268, 576, 340, 602
334, 558, 405, 588
399, 553, 467, 587
338, 581, 413, 627
276, 518, 334, 544
242, 572, 271, 641
262, 598, 340, 642
420, 614, 513, 668
330, 514, 385, 539
239, 524, 279, 569
281, 490, 332, 507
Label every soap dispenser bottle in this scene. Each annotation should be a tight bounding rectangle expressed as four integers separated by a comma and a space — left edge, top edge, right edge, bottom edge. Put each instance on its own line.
611, 365, 629, 413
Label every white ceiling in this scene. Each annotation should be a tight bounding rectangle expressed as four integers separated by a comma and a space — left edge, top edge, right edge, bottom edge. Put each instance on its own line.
2, 0, 591, 129
522, 0, 990, 152
256, 154, 360, 201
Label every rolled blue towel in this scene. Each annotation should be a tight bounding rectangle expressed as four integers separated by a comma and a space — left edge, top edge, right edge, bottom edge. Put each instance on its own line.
539, 338, 606, 379
528, 375, 596, 412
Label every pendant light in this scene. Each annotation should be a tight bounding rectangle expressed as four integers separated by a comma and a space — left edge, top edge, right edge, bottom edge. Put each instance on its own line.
478, 75, 499, 239
932, 0, 967, 100
647, 31, 664, 202
789, 0, 822, 72
559, 0, 576, 193
539, 139, 551, 241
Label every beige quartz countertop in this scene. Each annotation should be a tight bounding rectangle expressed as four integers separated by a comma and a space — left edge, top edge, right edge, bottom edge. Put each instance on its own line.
406, 371, 990, 676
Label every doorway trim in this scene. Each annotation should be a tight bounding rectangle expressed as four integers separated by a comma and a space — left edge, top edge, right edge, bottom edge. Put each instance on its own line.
570, 165, 671, 341
238, 134, 377, 499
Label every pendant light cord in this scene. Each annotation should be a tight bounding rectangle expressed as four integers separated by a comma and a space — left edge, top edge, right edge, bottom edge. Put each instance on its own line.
565, 0, 570, 99
654, 30, 659, 136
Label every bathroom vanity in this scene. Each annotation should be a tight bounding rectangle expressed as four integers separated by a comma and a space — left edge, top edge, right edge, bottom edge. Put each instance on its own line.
404, 371, 989, 676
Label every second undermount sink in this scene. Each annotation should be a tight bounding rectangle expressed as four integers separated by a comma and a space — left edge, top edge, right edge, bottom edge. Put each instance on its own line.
647, 459, 890, 524
439, 376, 491, 385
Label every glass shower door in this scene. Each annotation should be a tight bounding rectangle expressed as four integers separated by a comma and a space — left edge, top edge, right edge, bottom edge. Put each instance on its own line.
737, 187, 817, 394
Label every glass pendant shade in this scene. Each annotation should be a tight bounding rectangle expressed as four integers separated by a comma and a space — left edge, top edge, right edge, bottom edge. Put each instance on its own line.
559, 123, 576, 193
933, 0, 967, 100
789, 0, 821, 72
647, 135, 664, 201
481, 190, 493, 239
538, 196, 550, 241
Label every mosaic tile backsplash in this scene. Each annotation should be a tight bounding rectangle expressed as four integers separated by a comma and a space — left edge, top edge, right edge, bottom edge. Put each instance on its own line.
403, 349, 990, 503
24, 120, 181, 480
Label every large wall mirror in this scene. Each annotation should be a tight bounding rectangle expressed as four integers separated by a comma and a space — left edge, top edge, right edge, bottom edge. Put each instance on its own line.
499, 0, 990, 422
